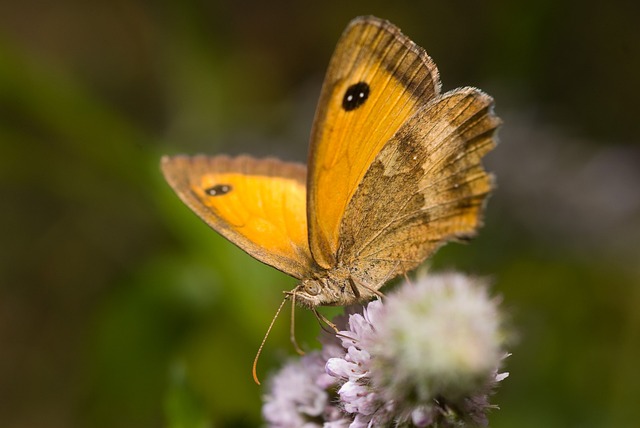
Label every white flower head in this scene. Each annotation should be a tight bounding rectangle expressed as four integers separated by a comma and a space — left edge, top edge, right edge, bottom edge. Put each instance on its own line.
372, 272, 504, 402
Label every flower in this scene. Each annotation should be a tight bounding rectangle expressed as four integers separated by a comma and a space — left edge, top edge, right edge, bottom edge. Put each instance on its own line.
262, 351, 346, 427
263, 272, 508, 427
371, 273, 505, 409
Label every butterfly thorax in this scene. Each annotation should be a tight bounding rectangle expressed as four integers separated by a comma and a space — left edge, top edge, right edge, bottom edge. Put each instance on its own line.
293, 265, 376, 308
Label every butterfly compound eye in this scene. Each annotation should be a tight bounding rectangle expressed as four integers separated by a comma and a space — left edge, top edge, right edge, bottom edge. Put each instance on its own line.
342, 82, 370, 111
205, 184, 232, 196
303, 280, 321, 296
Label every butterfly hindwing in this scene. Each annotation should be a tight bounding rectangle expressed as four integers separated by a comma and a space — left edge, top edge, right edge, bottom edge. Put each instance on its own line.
338, 87, 500, 287
307, 16, 441, 268
161, 155, 313, 279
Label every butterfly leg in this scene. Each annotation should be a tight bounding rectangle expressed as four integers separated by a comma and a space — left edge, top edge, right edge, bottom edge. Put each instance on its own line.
348, 277, 361, 299
312, 308, 340, 333
403, 271, 415, 286
350, 275, 386, 300
313, 308, 367, 346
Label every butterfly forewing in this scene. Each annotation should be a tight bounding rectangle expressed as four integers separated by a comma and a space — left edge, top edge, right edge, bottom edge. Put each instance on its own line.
161, 155, 313, 279
307, 16, 441, 269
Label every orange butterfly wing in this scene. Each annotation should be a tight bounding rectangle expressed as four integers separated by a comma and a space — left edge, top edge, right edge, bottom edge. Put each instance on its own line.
161, 155, 313, 279
307, 16, 441, 268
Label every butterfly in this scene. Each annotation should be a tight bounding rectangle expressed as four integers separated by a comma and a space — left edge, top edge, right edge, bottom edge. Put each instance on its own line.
162, 15, 500, 314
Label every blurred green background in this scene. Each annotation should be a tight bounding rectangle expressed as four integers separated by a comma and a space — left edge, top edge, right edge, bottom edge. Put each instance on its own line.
1, 1, 639, 427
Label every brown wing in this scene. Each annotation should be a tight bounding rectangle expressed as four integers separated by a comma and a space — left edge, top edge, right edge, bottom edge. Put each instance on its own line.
306, 16, 441, 269
338, 87, 501, 286
161, 155, 313, 279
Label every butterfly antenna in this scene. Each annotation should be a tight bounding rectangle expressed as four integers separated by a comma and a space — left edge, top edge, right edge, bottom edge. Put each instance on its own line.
252, 296, 288, 385
290, 290, 305, 355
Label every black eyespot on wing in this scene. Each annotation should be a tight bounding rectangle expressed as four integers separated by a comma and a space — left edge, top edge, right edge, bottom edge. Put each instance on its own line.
205, 184, 232, 196
342, 82, 370, 111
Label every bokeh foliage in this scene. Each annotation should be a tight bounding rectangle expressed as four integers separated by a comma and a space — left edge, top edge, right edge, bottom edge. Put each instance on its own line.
1, 1, 639, 427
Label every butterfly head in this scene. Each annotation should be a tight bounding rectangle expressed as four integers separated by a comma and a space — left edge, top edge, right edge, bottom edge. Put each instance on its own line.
289, 278, 328, 309
290, 267, 357, 308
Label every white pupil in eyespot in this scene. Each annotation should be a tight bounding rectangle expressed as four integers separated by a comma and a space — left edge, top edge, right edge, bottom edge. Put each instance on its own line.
205, 184, 232, 196
346, 92, 365, 102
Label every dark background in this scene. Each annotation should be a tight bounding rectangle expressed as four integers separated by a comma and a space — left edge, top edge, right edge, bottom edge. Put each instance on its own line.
1, 1, 639, 427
